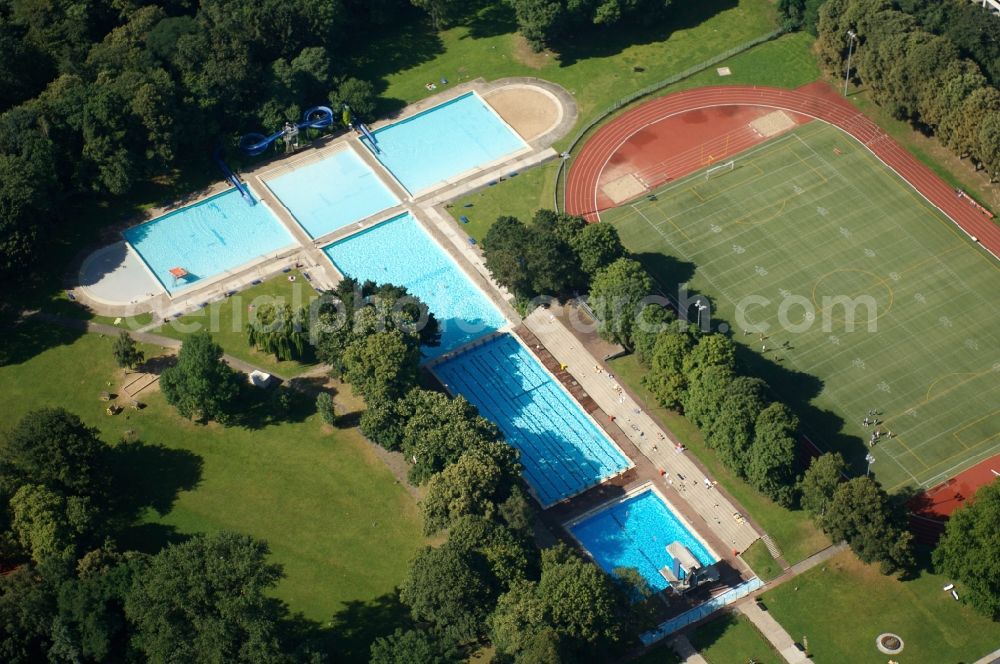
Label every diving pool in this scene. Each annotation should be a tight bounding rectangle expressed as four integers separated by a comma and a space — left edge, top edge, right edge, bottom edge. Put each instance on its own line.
322, 213, 506, 357
122, 188, 296, 294
433, 334, 632, 506
264, 147, 400, 238
362, 92, 526, 194
569, 487, 718, 592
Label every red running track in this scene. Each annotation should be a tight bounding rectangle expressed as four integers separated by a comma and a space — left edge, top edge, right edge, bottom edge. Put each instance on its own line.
565, 83, 1000, 261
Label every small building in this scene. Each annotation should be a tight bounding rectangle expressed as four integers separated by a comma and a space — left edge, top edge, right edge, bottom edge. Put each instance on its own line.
248, 370, 273, 388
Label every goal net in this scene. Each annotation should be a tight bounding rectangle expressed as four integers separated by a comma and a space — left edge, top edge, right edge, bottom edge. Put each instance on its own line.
704, 160, 735, 180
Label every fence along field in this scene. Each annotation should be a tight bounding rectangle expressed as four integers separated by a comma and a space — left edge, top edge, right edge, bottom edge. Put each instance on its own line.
605, 122, 1000, 492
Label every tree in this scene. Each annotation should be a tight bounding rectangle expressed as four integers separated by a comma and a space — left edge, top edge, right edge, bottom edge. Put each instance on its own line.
588, 258, 652, 350
315, 392, 336, 426
705, 377, 769, 476
746, 403, 799, 504
0, 565, 60, 663
482, 216, 533, 297
246, 302, 308, 361
535, 545, 622, 647
330, 77, 377, 120
421, 449, 519, 534
448, 515, 536, 589
681, 333, 736, 381
506, 0, 564, 51
125, 531, 287, 663
160, 331, 241, 423
410, 0, 464, 28
932, 482, 1000, 619
55, 553, 140, 662
799, 452, 845, 515
681, 364, 735, 428
398, 390, 505, 484
10, 485, 97, 564
112, 330, 144, 371
399, 543, 499, 636
643, 323, 696, 410
370, 627, 460, 664
1, 408, 109, 500
632, 303, 676, 367
821, 477, 914, 574
571, 221, 626, 278
359, 397, 407, 450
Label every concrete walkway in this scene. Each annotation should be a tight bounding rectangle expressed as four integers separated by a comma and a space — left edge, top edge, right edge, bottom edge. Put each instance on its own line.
736, 601, 812, 663
973, 648, 1000, 664
523, 307, 760, 553
669, 635, 709, 664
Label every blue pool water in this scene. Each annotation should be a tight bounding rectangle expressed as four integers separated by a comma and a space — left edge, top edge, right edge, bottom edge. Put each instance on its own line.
323, 213, 506, 357
265, 147, 400, 238
123, 188, 295, 294
362, 92, 526, 194
434, 334, 632, 505
570, 489, 718, 592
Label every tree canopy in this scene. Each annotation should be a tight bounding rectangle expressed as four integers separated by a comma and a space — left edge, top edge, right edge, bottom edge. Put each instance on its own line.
933, 481, 1000, 619
160, 331, 242, 423
588, 257, 653, 350
124, 531, 288, 663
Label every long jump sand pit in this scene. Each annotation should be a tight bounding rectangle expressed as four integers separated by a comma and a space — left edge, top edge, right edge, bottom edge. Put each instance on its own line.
484, 86, 560, 142
750, 110, 797, 137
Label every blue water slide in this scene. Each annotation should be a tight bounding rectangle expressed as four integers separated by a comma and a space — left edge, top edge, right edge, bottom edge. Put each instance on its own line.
212, 147, 255, 206
358, 122, 379, 152
238, 105, 335, 156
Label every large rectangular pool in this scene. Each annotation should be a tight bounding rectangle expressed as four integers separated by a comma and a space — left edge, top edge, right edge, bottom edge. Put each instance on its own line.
433, 334, 632, 506
322, 213, 506, 357
264, 147, 400, 238
362, 92, 526, 194
123, 188, 296, 294
569, 487, 718, 592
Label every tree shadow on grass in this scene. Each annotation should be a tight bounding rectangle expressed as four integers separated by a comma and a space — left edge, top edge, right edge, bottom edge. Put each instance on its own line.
634, 251, 697, 295
328, 591, 412, 663
0, 314, 84, 367
465, 0, 517, 39
551, 0, 740, 67
231, 384, 314, 430
107, 439, 204, 520
349, 17, 445, 118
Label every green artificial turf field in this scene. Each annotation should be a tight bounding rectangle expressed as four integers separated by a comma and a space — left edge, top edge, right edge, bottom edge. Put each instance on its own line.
605, 122, 1000, 492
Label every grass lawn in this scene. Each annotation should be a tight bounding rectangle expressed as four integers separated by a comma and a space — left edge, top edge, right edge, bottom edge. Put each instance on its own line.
605, 122, 1000, 493
609, 354, 828, 564
447, 32, 820, 239
355, 0, 778, 150
154, 271, 320, 377
762, 550, 1000, 663
0, 324, 424, 661
741, 539, 784, 582
689, 612, 782, 664
633, 641, 682, 664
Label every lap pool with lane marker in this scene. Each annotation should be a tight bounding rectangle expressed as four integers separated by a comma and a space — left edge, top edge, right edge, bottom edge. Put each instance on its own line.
434, 333, 632, 506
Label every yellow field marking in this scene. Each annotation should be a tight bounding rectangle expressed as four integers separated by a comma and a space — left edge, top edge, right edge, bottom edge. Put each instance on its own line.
952, 407, 1000, 449
896, 245, 966, 277
794, 150, 828, 185
810, 268, 894, 322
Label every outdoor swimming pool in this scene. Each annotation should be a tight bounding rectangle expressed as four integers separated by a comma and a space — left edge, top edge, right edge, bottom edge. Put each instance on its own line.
323, 212, 506, 357
569, 488, 718, 592
265, 147, 400, 238
122, 188, 295, 294
362, 92, 526, 194
433, 334, 632, 506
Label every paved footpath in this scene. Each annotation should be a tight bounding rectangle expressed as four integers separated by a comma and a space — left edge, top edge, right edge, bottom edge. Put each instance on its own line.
669, 635, 709, 664
736, 600, 812, 664
524, 308, 760, 552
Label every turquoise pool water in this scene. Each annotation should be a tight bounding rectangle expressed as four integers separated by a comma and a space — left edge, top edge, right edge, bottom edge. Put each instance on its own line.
323, 213, 506, 357
362, 92, 526, 194
265, 147, 400, 238
570, 488, 718, 592
123, 188, 295, 294
434, 334, 632, 506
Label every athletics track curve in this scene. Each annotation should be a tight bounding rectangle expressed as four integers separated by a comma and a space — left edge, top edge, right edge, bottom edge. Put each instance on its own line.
564, 84, 1000, 261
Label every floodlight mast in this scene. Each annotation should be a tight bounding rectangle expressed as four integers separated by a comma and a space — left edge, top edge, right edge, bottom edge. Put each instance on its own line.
844, 30, 859, 97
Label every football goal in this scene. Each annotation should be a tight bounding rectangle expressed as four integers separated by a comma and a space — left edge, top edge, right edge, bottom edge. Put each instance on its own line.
705, 160, 735, 180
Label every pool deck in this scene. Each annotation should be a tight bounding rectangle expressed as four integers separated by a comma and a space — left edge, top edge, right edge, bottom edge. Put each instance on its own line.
517, 305, 763, 559
74, 76, 575, 321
